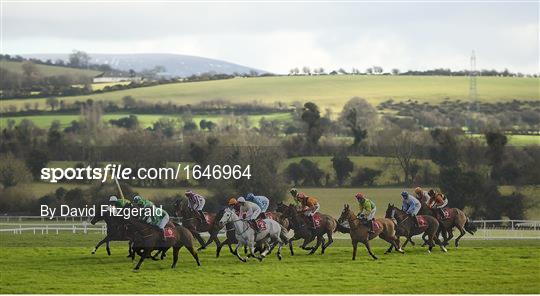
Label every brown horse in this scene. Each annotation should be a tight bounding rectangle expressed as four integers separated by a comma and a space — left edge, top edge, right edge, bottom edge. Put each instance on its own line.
338, 204, 403, 260
174, 199, 216, 249
124, 218, 200, 270
429, 207, 477, 247
90, 207, 133, 257
279, 203, 337, 255
385, 204, 447, 253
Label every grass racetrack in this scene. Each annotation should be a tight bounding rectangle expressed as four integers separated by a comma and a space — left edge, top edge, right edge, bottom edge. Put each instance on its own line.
0, 233, 539, 294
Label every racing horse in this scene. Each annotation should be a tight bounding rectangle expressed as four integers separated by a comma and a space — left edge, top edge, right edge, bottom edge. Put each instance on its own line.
219, 207, 289, 262
124, 218, 200, 270
278, 203, 338, 255
338, 204, 403, 260
427, 206, 477, 248
174, 199, 217, 248
90, 207, 133, 257
385, 204, 447, 253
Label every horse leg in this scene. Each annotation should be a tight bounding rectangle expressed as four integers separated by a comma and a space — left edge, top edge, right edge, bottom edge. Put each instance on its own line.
309, 235, 323, 255
321, 231, 334, 254
455, 225, 466, 248
134, 248, 150, 270
215, 239, 223, 258
91, 236, 109, 254
443, 227, 453, 246
186, 245, 201, 266
105, 241, 111, 256
276, 238, 283, 261
192, 232, 206, 248
352, 241, 358, 260
234, 242, 247, 262
171, 247, 180, 268
300, 234, 316, 251
364, 241, 378, 260
127, 241, 134, 258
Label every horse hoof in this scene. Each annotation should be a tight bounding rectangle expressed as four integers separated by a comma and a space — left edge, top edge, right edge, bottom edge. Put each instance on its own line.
441, 247, 448, 253
277, 254, 282, 261
91, 251, 95, 255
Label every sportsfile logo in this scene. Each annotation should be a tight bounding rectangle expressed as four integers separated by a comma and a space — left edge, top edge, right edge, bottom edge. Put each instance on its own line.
40, 163, 252, 183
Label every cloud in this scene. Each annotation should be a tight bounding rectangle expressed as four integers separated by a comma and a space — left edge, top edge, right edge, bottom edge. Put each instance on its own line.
2, 2, 538, 73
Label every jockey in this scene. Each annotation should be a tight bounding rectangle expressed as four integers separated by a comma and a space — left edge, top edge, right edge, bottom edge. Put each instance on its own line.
185, 190, 206, 224
401, 191, 421, 228
109, 195, 131, 208
298, 193, 320, 228
237, 196, 262, 231
245, 193, 269, 214
133, 195, 170, 239
290, 188, 302, 208
355, 192, 376, 234
414, 187, 430, 206
428, 189, 448, 218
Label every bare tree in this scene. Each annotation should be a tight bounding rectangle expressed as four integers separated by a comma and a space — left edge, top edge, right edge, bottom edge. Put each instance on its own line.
390, 131, 421, 186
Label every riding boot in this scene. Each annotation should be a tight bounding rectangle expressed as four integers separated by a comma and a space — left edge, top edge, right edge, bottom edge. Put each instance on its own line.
411, 214, 418, 229
198, 210, 206, 224
368, 219, 375, 234
439, 208, 445, 220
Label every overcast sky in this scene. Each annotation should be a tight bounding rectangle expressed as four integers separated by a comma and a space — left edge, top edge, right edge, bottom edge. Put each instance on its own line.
2, 1, 538, 74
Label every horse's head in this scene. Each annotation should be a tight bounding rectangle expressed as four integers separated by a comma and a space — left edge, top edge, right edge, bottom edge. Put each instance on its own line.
385, 203, 396, 219
174, 199, 188, 218
276, 202, 287, 213
219, 207, 235, 225
338, 204, 354, 224
90, 205, 107, 225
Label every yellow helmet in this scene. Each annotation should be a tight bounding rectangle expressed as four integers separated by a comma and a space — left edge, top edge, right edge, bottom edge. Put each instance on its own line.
414, 187, 423, 195
228, 198, 237, 205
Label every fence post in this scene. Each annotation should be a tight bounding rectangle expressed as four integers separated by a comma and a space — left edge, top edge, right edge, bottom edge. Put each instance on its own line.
511, 220, 514, 231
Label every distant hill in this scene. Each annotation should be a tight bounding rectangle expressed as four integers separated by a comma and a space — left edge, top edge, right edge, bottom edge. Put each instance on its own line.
23, 53, 268, 77
0, 60, 101, 78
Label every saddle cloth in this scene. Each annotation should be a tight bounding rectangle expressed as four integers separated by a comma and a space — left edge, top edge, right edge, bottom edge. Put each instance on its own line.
439, 208, 451, 220
164, 227, 176, 239
312, 213, 321, 228
416, 216, 428, 228
256, 219, 267, 231
372, 220, 382, 231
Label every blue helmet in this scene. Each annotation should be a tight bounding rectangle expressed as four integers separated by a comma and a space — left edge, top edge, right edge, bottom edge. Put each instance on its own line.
401, 191, 409, 198
246, 193, 255, 201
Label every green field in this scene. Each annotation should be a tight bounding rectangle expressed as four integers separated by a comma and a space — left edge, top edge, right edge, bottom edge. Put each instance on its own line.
3, 75, 538, 111
0, 112, 293, 129
0, 233, 538, 294
0, 60, 101, 78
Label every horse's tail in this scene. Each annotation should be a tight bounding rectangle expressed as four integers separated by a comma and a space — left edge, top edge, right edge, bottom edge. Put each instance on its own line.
464, 218, 477, 235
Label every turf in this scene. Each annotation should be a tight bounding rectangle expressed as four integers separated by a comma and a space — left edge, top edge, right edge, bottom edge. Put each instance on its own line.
0, 233, 538, 294
3, 75, 538, 111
